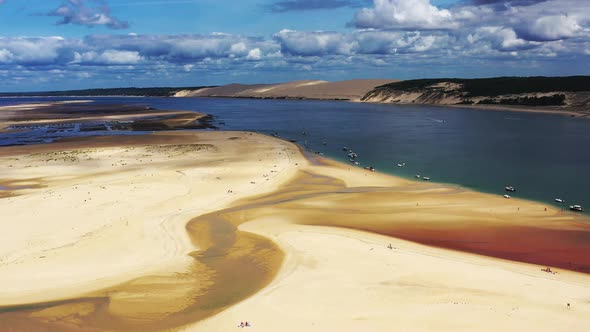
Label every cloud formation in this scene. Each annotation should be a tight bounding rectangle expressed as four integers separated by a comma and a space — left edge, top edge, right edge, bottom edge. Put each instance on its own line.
0, 34, 278, 68
516, 15, 582, 41
268, 0, 368, 12
352, 0, 589, 42
468, 0, 548, 7
48, 0, 129, 29
353, 0, 457, 30
0, 0, 588, 91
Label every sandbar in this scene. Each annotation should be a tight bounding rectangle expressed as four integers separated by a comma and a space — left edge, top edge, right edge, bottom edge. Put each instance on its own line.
0, 131, 589, 331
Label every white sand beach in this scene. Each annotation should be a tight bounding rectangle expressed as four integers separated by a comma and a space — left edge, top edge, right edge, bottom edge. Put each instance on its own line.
0, 131, 589, 331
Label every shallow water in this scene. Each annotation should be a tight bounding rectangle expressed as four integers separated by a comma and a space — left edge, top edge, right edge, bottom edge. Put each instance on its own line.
2, 151, 590, 330
1, 96, 589, 213
0, 206, 283, 331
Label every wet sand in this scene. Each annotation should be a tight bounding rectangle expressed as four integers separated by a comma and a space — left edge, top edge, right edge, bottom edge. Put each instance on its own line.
1, 132, 590, 331
0, 212, 282, 332
191, 158, 590, 332
0, 131, 302, 331
446, 103, 589, 118
0, 102, 212, 136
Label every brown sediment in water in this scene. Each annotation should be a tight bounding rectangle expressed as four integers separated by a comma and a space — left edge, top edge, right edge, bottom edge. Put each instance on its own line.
210, 167, 590, 276
347, 222, 590, 273
264, 174, 590, 274
2, 137, 590, 331
0, 210, 283, 331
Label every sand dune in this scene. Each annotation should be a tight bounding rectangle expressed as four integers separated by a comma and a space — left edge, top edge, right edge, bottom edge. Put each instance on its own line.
174, 79, 396, 101
1, 131, 589, 331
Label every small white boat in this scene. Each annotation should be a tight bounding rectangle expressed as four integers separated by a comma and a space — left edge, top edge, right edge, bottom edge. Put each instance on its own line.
354, 161, 360, 165
415, 175, 421, 178
365, 166, 376, 172
397, 163, 406, 167
570, 205, 584, 212
348, 152, 358, 159
555, 198, 565, 203
422, 177, 430, 181
505, 186, 516, 192
504, 194, 511, 199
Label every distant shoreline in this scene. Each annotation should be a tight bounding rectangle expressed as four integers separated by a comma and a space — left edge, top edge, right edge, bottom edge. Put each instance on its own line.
447, 103, 589, 118
180, 94, 590, 118
2, 93, 588, 119
357, 99, 590, 118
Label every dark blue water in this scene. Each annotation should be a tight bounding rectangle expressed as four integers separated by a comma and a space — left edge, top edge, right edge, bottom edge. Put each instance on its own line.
1, 96, 589, 213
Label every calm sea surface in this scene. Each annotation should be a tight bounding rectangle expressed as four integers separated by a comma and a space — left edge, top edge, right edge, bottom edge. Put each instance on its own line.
1, 96, 589, 213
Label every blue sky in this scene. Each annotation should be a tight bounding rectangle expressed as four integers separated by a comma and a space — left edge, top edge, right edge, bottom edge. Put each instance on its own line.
0, 0, 588, 91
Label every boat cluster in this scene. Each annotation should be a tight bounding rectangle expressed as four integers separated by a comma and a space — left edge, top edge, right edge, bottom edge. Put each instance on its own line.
342, 147, 375, 172
290, 135, 584, 213
556, 199, 583, 212
396, 162, 432, 181
343, 148, 429, 178
343, 147, 363, 167
502, 186, 584, 212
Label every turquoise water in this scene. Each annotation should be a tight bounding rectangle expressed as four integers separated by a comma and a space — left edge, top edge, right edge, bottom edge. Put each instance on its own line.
1, 96, 589, 213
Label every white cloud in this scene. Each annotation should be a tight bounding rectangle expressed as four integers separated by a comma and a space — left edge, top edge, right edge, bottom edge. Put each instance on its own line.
72, 50, 142, 65
274, 29, 356, 56
353, 0, 457, 30
351, 0, 590, 44
0, 37, 68, 65
247, 48, 262, 60
517, 15, 582, 41
468, 26, 530, 52
77, 72, 91, 78
48, 0, 129, 30
230, 42, 248, 55
99, 50, 142, 64
0, 49, 14, 63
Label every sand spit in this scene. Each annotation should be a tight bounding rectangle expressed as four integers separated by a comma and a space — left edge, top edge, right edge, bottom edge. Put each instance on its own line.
0, 102, 210, 133
174, 79, 396, 101
0, 131, 304, 330
189, 157, 590, 332
1, 132, 590, 331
